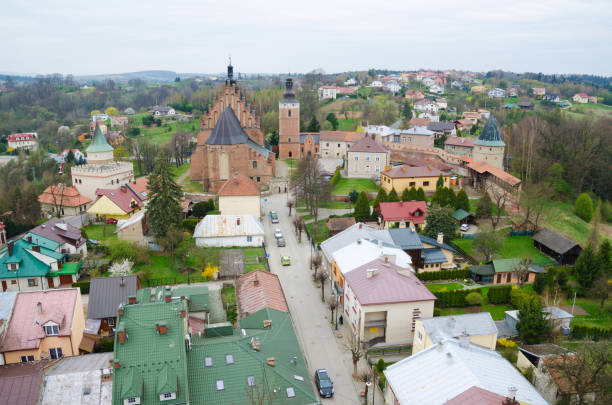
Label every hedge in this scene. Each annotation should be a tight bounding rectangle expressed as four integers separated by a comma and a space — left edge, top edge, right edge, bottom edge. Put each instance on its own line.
72, 281, 90, 294
183, 218, 200, 232
571, 325, 612, 341
487, 285, 512, 304
435, 288, 484, 308
417, 269, 470, 281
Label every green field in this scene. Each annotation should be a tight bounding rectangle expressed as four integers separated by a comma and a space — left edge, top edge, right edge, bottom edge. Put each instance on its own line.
426, 283, 463, 292
452, 235, 553, 265
468, 198, 507, 216
438, 303, 513, 321
305, 220, 330, 245
332, 178, 378, 195
83, 224, 118, 244
337, 118, 360, 131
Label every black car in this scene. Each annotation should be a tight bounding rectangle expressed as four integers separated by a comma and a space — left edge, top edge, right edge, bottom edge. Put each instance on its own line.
277, 237, 286, 247
314, 369, 334, 398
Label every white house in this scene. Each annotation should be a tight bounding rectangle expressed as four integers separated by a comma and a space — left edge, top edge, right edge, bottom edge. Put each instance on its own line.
344, 77, 357, 86
318, 86, 338, 100
429, 84, 445, 94
435, 98, 448, 109
414, 99, 439, 113
91, 113, 109, 122
384, 81, 401, 93
147, 106, 176, 116
572, 93, 589, 103
370, 80, 383, 88
6, 132, 38, 151
193, 214, 264, 247
422, 77, 435, 87
488, 88, 506, 98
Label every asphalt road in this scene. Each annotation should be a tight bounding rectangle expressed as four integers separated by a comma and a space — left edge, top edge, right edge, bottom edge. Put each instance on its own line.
263, 193, 361, 404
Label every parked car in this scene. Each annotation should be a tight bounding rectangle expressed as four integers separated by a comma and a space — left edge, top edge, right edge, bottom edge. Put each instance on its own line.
105, 218, 118, 224
270, 211, 279, 223
274, 229, 283, 239
281, 256, 291, 266
87, 239, 100, 246
314, 369, 334, 398
277, 237, 286, 247
460, 223, 470, 232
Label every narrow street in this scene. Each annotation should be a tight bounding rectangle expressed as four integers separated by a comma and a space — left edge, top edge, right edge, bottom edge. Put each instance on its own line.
263, 192, 362, 404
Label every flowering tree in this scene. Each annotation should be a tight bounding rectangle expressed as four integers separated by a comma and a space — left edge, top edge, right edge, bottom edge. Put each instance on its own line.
109, 259, 134, 277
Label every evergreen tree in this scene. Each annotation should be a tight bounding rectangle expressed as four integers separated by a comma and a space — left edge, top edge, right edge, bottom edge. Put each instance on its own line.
575, 245, 601, 289
402, 101, 412, 120
147, 153, 183, 237
387, 187, 399, 202
416, 187, 426, 201
455, 188, 470, 212
353, 191, 371, 222
598, 239, 612, 273
348, 190, 359, 204
325, 113, 339, 130
307, 116, 321, 132
401, 188, 411, 202
373, 188, 388, 208
516, 297, 550, 344
407, 186, 418, 201
476, 193, 493, 218
436, 174, 444, 189
432, 187, 445, 206
424, 206, 457, 241
574, 193, 594, 222
444, 187, 457, 208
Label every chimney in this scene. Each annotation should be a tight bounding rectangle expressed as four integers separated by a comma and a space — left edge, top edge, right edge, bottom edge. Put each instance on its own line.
165, 293, 171, 303
37, 302, 42, 314
505, 387, 518, 404
7, 240, 14, 256
458, 334, 470, 348
32, 245, 40, 253
437, 232, 444, 244
128, 296, 136, 304
266, 357, 275, 367
446, 352, 453, 365
254, 277, 260, 287
180, 310, 186, 318
118, 330, 126, 344
366, 269, 377, 278
251, 337, 261, 351
402, 166, 406, 172
114, 362, 120, 369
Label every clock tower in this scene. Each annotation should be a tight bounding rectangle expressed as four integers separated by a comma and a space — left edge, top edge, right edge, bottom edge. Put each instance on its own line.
278, 78, 300, 159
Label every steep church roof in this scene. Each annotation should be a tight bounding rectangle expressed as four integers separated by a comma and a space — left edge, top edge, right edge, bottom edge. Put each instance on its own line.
87, 122, 114, 153
474, 115, 505, 147
205, 107, 250, 145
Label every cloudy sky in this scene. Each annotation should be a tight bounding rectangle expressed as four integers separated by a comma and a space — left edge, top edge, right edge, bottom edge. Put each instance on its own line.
2, 0, 611, 76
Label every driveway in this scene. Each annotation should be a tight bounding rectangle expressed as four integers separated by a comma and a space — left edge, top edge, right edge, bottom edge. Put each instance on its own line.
264, 193, 361, 404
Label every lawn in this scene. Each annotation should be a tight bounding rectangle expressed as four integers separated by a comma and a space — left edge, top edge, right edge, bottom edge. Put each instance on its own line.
468, 198, 507, 216
140, 120, 197, 147
452, 235, 554, 265
297, 198, 351, 210
438, 304, 513, 321
539, 199, 593, 246
306, 220, 330, 245
332, 178, 379, 195
426, 283, 463, 292
560, 296, 612, 329
337, 118, 360, 131
172, 162, 190, 179
243, 247, 266, 273
83, 224, 118, 244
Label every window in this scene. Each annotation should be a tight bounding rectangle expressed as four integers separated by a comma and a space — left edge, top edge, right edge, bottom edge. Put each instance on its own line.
365, 156, 370, 161
288, 138, 291, 143
252, 161, 257, 169
506, 273, 511, 283
8, 263, 17, 271
326, 143, 329, 147
375, 156, 380, 162
127, 397, 139, 404
226, 354, 235, 365
111, 180, 114, 185
365, 165, 370, 171
11, 280, 16, 284
21, 355, 34, 362
216, 380, 225, 391
107, 318, 115, 327
28, 278, 38, 287
354, 156, 358, 161
288, 109, 291, 117
205, 356, 213, 367
246, 236, 253, 242
160, 392, 176, 401
496, 274, 502, 283
49, 347, 63, 359
375, 166, 380, 172
409, 182, 416, 187
423, 181, 429, 187
337, 143, 340, 147
247, 376, 256, 387
256, 176, 260, 182
45, 324, 59, 336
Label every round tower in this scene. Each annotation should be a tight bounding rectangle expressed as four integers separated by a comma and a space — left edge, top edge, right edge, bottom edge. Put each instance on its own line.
278, 78, 300, 158
472, 114, 506, 170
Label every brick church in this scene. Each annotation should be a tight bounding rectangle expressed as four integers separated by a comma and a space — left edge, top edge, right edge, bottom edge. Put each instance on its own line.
190, 63, 275, 192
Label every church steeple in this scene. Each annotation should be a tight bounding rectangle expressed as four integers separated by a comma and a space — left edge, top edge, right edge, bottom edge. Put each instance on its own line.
282, 78, 296, 101
227, 57, 234, 84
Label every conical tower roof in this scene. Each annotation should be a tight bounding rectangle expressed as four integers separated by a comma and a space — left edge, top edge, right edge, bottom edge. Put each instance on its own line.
474, 114, 505, 147
87, 122, 114, 153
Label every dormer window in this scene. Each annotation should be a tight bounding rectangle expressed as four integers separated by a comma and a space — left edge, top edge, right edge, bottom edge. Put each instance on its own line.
160, 392, 176, 401
44, 323, 59, 336
8, 263, 18, 271
126, 397, 140, 404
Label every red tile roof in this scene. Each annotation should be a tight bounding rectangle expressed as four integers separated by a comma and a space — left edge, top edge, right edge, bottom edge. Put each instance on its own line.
1, 289, 78, 352
343, 258, 436, 305
455, 119, 473, 127
383, 165, 442, 178
409, 118, 431, 127
443, 386, 508, 405
379, 201, 427, 223
0, 362, 45, 405
320, 131, 365, 143
444, 137, 475, 147
38, 185, 91, 208
575, 92, 588, 98
218, 173, 260, 196
467, 161, 521, 187
126, 177, 149, 200
92, 186, 143, 214
348, 135, 388, 153
236, 270, 289, 318
7, 133, 36, 142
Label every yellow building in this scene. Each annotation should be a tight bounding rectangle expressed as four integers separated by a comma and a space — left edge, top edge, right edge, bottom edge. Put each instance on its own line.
0, 288, 85, 364
470, 84, 488, 94
87, 180, 147, 220
218, 173, 261, 218
380, 165, 449, 194
412, 313, 498, 355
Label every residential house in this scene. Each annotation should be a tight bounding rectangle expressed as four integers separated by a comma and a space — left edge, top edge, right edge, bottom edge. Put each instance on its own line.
365, 125, 395, 141
60, 148, 85, 162
418, 232, 457, 270
346, 135, 389, 178
588, 96, 598, 104
38, 184, 92, 217
89, 122, 108, 137
0, 288, 85, 364
414, 98, 439, 113
383, 339, 548, 405
533, 87, 546, 97
427, 122, 456, 138
472, 114, 505, 170
454, 119, 473, 131
572, 93, 588, 103
147, 106, 176, 116
111, 271, 317, 405
533, 228, 582, 265
343, 257, 435, 346
429, 84, 444, 94
487, 88, 506, 98
92, 113, 109, 122
405, 89, 425, 101
39, 352, 114, 405
0, 235, 68, 291
385, 81, 401, 93
371, 80, 383, 88
105, 130, 125, 147
412, 313, 498, 354
387, 127, 435, 147
543, 94, 560, 103
28, 218, 87, 257
435, 98, 448, 109
378, 201, 427, 230
318, 85, 338, 100
461, 111, 481, 124
87, 275, 140, 336
110, 115, 128, 128
0, 360, 46, 404
469, 258, 546, 284
444, 136, 475, 157
450, 80, 464, 90
326, 217, 356, 235
381, 165, 449, 194
319, 131, 365, 159
387, 228, 449, 272
6, 132, 38, 151
418, 110, 439, 121
116, 210, 148, 246
193, 214, 264, 247
87, 185, 144, 220
470, 85, 488, 94
505, 306, 573, 336
422, 77, 435, 87
507, 87, 519, 97
344, 77, 357, 86
517, 101, 535, 109
218, 173, 261, 218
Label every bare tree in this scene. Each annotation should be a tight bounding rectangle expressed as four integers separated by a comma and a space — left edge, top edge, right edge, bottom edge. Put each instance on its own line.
358, 370, 374, 405
328, 299, 337, 326
290, 156, 332, 220
515, 183, 549, 231
311, 255, 322, 277
512, 257, 533, 289
473, 225, 504, 262
487, 184, 512, 229
344, 333, 363, 378
591, 276, 612, 315
292, 217, 304, 242
316, 271, 328, 301
286, 200, 294, 217
48, 183, 66, 217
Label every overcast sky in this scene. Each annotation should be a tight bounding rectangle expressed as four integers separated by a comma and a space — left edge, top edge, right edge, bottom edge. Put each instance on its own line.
2, 0, 611, 76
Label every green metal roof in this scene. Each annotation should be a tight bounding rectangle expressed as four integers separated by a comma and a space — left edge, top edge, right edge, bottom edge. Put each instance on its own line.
136, 288, 152, 303
492, 258, 544, 274
0, 237, 62, 279
474, 114, 505, 147
172, 286, 210, 312
24, 232, 62, 252
451, 209, 472, 221
55, 261, 82, 275
87, 122, 114, 153
157, 363, 178, 396
120, 367, 144, 399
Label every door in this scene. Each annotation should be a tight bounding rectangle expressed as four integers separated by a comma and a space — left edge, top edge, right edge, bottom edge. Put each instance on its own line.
47, 277, 54, 288
60, 275, 73, 285
1, 280, 6, 291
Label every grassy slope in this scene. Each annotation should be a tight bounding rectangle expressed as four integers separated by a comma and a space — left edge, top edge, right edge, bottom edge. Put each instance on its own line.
332, 178, 379, 195
337, 118, 360, 131
452, 235, 553, 264
540, 200, 592, 246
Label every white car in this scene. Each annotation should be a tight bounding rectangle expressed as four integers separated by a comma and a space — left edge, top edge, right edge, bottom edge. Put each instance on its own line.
460, 223, 470, 232
274, 229, 283, 239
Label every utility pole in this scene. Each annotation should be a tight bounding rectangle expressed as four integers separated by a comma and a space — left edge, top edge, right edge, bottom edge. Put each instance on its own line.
32, 166, 36, 182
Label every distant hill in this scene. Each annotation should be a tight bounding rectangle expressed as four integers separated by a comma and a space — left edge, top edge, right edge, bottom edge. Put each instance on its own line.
75, 70, 207, 84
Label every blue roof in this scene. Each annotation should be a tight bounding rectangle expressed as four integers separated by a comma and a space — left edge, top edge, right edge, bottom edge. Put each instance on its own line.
389, 228, 424, 250
422, 248, 447, 264
419, 234, 457, 254
474, 114, 505, 147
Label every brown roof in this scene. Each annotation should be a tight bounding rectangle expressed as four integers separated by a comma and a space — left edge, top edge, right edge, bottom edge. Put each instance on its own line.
319, 131, 365, 143
126, 177, 149, 200
383, 165, 442, 178
236, 270, 289, 318
326, 217, 356, 232
218, 173, 260, 196
455, 119, 473, 127
38, 185, 91, 207
0, 362, 46, 405
445, 137, 475, 147
443, 386, 507, 405
348, 135, 388, 153
467, 161, 521, 187
542, 356, 594, 395
92, 186, 143, 214
409, 118, 431, 127
29, 218, 86, 248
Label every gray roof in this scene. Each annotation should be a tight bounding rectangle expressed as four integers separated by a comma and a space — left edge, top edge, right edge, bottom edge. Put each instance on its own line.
422, 248, 447, 264
474, 115, 505, 147
389, 228, 424, 250
421, 313, 498, 344
427, 122, 456, 132
46, 353, 113, 375
533, 227, 580, 254
320, 223, 394, 262
205, 107, 250, 145
0, 291, 17, 321
28, 218, 85, 248
87, 275, 139, 319
299, 133, 320, 144
470, 264, 494, 276
419, 234, 457, 254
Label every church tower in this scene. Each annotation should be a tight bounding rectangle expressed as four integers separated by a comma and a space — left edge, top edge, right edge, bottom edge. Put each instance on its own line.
278, 78, 300, 158
473, 114, 506, 170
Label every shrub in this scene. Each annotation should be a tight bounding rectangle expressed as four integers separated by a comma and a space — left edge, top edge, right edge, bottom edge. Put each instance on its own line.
533, 273, 547, 294
94, 338, 114, 353
433, 308, 441, 316
107, 240, 150, 265
497, 337, 517, 348
465, 292, 483, 306
183, 218, 200, 232
416, 269, 470, 281
574, 193, 594, 222
510, 288, 534, 309
570, 325, 612, 340
330, 168, 341, 185
72, 281, 90, 294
